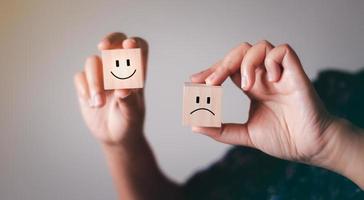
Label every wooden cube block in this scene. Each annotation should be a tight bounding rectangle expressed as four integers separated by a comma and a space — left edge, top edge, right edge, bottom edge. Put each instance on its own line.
101, 48, 143, 90
182, 83, 222, 127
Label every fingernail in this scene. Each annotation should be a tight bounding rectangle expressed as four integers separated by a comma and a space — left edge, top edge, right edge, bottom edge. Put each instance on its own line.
129, 38, 136, 44
241, 75, 247, 89
92, 93, 102, 107
267, 73, 274, 82
205, 72, 216, 85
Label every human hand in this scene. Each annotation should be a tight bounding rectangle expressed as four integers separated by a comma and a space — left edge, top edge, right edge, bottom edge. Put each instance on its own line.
74, 32, 148, 145
190, 41, 335, 164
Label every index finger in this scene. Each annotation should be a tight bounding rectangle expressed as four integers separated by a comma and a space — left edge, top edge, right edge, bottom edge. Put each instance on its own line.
98, 32, 127, 50
189, 60, 221, 83
205, 43, 251, 86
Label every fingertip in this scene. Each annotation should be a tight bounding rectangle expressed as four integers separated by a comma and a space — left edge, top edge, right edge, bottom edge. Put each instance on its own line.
265, 57, 282, 82
191, 126, 200, 132
205, 72, 216, 86
114, 89, 132, 99
189, 75, 201, 83
98, 32, 126, 50
98, 40, 110, 50
240, 70, 249, 90
191, 126, 206, 134
205, 67, 229, 86
123, 38, 138, 49
190, 69, 210, 84
189, 75, 195, 82
243, 79, 255, 91
191, 126, 219, 136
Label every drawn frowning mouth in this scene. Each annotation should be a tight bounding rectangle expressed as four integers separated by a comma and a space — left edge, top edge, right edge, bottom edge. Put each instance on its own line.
110, 69, 136, 80
190, 108, 215, 115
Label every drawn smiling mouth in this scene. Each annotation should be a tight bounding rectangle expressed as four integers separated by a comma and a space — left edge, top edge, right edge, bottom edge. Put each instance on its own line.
190, 108, 215, 115
110, 69, 136, 80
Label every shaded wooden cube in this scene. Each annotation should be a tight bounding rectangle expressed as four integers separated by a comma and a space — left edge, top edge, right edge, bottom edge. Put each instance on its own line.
101, 48, 143, 90
182, 83, 222, 127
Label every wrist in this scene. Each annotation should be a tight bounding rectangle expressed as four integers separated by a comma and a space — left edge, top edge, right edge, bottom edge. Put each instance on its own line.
101, 130, 146, 150
313, 117, 364, 187
100, 133, 150, 166
95, 121, 145, 146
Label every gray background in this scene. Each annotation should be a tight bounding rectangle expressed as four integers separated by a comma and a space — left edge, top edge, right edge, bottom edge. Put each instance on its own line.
1, 0, 363, 199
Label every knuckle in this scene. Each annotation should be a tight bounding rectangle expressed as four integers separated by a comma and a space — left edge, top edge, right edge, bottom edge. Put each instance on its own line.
240, 42, 251, 48
280, 43, 293, 52
257, 39, 271, 46
256, 40, 274, 52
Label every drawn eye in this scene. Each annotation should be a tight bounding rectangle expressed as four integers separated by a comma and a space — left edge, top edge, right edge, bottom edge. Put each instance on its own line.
115, 60, 120, 67
196, 96, 200, 103
207, 97, 211, 104
126, 59, 130, 66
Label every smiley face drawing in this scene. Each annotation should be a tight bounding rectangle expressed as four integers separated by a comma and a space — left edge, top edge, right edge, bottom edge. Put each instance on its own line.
182, 83, 222, 127
101, 48, 143, 90
110, 58, 136, 80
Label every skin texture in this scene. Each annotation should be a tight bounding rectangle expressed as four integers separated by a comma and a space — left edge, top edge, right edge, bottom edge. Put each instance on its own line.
190, 41, 364, 188
74, 34, 364, 199
74, 32, 182, 200
190, 41, 333, 162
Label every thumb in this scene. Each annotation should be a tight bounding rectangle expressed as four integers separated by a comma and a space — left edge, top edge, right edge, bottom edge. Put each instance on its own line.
192, 123, 254, 147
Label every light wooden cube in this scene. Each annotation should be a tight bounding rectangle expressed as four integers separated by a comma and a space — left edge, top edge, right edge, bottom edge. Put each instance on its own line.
182, 83, 222, 127
101, 48, 143, 90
